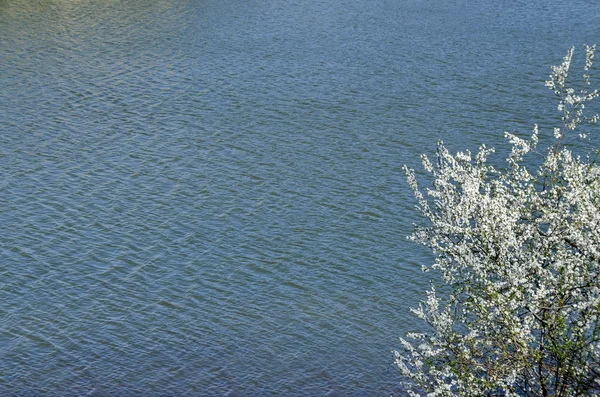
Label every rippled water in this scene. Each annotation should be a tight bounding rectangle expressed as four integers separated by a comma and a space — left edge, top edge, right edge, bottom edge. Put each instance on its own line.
0, 0, 598, 395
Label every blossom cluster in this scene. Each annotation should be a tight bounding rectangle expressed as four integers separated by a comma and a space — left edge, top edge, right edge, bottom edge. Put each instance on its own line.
396, 46, 600, 396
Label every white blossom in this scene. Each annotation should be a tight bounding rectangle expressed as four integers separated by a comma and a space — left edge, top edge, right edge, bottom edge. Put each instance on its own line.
395, 46, 600, 396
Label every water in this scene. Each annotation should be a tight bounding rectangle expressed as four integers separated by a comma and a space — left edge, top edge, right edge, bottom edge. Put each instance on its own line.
0, 0, 598, 395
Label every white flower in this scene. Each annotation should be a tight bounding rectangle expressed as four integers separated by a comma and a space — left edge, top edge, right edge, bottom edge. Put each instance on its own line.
397, 46, 600, 396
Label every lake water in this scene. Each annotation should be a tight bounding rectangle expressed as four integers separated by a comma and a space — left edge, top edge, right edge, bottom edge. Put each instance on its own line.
0, 0, 598, 395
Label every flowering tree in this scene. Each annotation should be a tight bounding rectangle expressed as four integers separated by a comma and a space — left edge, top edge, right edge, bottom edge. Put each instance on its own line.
395, 46, 600, 396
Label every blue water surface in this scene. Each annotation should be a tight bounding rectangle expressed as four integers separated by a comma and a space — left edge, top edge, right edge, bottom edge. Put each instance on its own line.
0, 0, 598, 395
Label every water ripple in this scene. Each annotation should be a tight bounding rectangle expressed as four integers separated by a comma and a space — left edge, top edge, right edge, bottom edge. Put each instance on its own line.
1, 0, 597, 395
